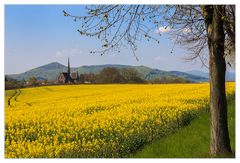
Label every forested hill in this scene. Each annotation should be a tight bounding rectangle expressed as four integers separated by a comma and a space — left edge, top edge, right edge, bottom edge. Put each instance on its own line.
7, 62, 209, 82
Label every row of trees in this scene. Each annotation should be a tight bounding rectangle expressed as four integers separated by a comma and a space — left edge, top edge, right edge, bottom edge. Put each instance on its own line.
149, 76, 190, 84
79, 67, 190, 84
5, 67, 190, 89
5, 77, 25, 90
5, 76, 49, 90
80, 67, 145, 84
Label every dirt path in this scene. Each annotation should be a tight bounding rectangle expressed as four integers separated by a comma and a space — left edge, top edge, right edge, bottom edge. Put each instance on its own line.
8, 89, 21, 106
14, 89, 21, 102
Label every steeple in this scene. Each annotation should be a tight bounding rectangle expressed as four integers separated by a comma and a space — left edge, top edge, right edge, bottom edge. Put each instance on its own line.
68, 57, 70, 74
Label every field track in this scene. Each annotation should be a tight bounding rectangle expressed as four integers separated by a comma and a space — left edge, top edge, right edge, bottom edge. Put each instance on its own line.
7, 89, 21, 106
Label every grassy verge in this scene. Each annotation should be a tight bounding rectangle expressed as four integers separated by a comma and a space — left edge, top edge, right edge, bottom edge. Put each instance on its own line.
130, 95, 235, 158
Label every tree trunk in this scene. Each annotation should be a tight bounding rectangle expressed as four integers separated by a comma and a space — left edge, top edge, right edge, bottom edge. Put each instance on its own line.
202, 5, 232, 156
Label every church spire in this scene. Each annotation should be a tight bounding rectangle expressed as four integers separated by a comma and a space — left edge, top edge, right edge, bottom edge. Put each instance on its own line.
68, 57, 70, 74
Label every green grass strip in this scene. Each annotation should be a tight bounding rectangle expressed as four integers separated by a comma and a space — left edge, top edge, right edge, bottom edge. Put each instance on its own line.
130, 95, 235, 158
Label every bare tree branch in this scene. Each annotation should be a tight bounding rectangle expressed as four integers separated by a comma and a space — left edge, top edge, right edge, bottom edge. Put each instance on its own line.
63, 5, 235, 67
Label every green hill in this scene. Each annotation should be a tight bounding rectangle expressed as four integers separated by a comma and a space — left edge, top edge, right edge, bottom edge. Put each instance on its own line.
7, 62, 208, 82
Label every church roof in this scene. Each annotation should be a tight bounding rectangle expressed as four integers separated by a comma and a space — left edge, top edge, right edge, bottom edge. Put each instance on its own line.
60, 72, 70, 78
70, 72, 79, 80
58, 58, 79, 83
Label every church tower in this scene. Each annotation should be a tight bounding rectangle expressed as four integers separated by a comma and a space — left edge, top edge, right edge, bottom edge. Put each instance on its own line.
58, 57, 80, 84
68, 57, 70, 74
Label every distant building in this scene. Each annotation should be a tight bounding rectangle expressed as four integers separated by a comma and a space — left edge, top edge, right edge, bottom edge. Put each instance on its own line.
58, 58, 80, 84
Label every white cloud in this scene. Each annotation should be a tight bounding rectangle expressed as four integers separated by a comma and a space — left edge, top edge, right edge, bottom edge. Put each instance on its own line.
70, 48, 81, 56
155, 26, 171, 34
55, 51, 64, 58
55, 47, 82, 59
155, 27, 191, 34
154, 56, 162, 62
181, 27, 191, 33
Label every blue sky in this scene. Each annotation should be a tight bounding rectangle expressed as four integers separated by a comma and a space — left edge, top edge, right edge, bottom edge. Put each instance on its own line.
5, 5, 209, 74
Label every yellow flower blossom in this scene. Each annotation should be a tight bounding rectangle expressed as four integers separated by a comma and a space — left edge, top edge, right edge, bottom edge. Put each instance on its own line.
5, 83, 235, 158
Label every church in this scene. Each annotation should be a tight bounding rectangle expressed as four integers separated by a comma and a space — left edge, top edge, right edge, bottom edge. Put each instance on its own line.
58, 58, 80, 84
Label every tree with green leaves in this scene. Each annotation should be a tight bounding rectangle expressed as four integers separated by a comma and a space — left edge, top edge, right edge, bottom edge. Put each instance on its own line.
98, 67, 124, 83
63, 5, 235, 156
5, 76, 25, 90
120, 68, 145, 83
28, 77, 38, 87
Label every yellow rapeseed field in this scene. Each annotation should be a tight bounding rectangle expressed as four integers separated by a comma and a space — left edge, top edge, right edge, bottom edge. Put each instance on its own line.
5, 83, 235, 158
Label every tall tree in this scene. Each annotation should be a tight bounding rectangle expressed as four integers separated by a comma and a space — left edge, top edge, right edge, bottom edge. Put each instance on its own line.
28, 77, 38, 87
202, 5, 231, 154
120, 68, 144, 83
98, 67, 124, 83
63, 5, 235, 156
